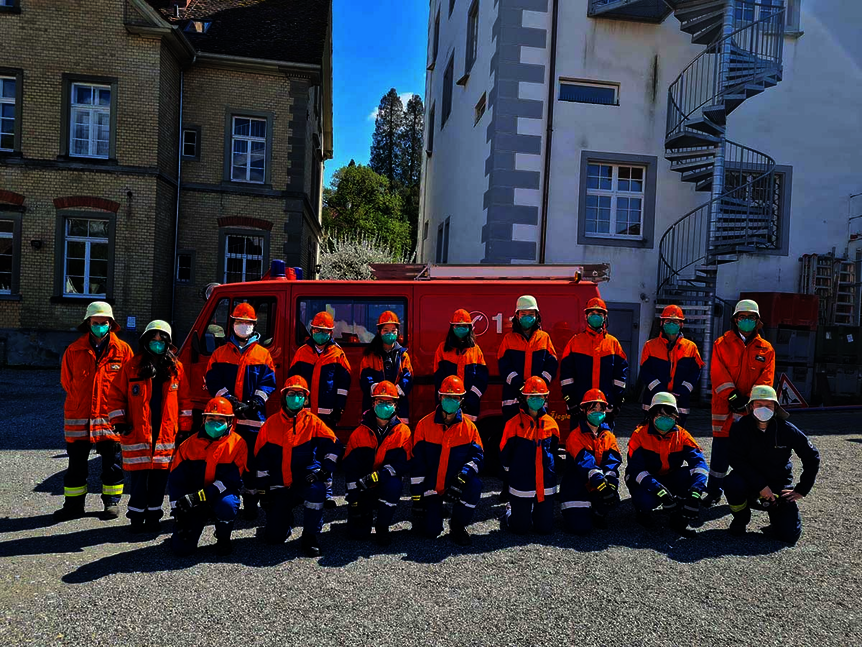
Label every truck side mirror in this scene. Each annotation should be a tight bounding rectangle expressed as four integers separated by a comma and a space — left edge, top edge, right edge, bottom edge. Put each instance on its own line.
190, 331, 200, 363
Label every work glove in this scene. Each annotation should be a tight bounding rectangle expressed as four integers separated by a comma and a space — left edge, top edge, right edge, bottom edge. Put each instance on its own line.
656, 488, 677, 511
681, 490, 702, 522
596, 478, 618, 506
113, 423, 133, 437
176, 489, 206, 514
411, 495, 426, 522
727, 389, 747, 413
227, 395, 250, 417
444, 471, 469, 503
305, 468, 330, 484
244, 397, 265, 415
356, 471, 381, 491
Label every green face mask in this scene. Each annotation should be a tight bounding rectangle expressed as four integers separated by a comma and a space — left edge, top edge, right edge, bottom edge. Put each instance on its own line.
452, 325, 471, 339
586, 411, 606, 427
654, 415, 676, 433
381, 332, 398, 345
148, 340, 166, 355
737, 318, 757, 333
441, 397, 461, 414
203, 420, 229, 439
312, 331, 331, 346
587, 313, 605, 330
374, 402, 396, 420
519, 315, 536, 329
662, 322, 681, 337
526, 396, 545, 412
90, 323, 110, 339
283, 393, 305, 412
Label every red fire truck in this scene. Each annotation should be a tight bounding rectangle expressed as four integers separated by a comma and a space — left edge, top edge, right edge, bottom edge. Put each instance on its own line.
177, 263, 610, 457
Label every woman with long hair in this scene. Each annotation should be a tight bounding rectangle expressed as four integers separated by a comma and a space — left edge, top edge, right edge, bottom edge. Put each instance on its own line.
432, 309, 488, 421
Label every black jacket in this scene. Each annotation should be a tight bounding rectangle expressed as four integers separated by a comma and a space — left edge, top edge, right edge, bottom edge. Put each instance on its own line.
728, 414, 820, 496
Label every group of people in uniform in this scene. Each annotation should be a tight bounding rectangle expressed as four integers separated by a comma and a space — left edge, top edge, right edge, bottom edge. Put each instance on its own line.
55, 293, 820, 557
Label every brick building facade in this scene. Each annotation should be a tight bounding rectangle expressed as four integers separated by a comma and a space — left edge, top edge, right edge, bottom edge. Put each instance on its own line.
0, 0, 332, 364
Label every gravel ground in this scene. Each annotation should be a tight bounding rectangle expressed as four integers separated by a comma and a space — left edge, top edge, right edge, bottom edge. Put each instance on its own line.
1, 368, 860, 647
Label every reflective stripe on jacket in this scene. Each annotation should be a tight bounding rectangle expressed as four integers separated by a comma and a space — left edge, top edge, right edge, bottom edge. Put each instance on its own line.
497, 330, 558, 415
288, 340, 352, 417
205, 337, 276, 430
625, 422, 708, 495
560, 329, 628, 410
564, 421, 623, 489
639, 334, 703, 413
342, 410, 412, 487
168, 430, 248, 504
359, 346, 413, 418
710, 331, 775, 436
499, 409, 560, 502
433, 343, 488, 419
410, 408, 484, 497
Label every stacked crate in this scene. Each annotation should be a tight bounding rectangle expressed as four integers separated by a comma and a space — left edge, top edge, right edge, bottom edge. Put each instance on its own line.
799, 253, 858, 326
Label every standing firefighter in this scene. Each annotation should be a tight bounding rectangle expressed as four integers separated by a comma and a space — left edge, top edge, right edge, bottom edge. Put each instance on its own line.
725, 386, 820, 545
342, 381, 412, 546
359, 311, 414, 423
107, 320, 192, 532
499, 376, 561, 535
289, 310, 352, 508
706, 299, 776, 506
168, 397, 248, 556
559, 389, 622, 535
560, 297, 628, 427
639, 305, 704, 425
411, 376, 484, 546
625, 392, 708, 536
205, 302, 277, 520
254, 376, 343, 556
433, 308, 489, 421
56, 302, 133, 521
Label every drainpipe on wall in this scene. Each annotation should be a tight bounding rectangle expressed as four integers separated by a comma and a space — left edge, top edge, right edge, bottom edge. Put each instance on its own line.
538, 0, 559, 264
170, 68, 185, 327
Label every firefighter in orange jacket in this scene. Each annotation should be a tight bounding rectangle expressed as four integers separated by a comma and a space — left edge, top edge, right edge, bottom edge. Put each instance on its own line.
560, 297, 628, 427
205, 302, 277, 519
254, 376, 343, 557
639, 305, 704, 426
705, 299, 776, 506
497, 295, 558, 422
56, 302, 133, 521
107, 320, 192, 532
168, 397, 248, 556
559, 389, 622, 535
411, 376, 484, 546
359, 310, 413, 422
343, 381, 412, 546
433, 309, 489, 422
500, 376, 561, 534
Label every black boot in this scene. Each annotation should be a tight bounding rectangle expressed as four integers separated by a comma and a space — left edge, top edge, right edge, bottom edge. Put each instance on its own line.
728, 506, 751, 536
302, 533, 321, 557
592, 513, 609, 530
669, 513, 697, 538
53, 498, 85, 521
242, 494, 259, 521
375, 525, 392, 547
216, 535, 233, 556
101, 500, 120, 521
448, 523, 471, 547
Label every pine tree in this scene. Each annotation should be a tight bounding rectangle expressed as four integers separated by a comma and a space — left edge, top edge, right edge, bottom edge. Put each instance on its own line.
398, 94, 424, 188
369, 89, 405, 185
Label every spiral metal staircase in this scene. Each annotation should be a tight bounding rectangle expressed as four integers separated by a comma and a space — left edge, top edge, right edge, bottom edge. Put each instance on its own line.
589, 0, 786, 390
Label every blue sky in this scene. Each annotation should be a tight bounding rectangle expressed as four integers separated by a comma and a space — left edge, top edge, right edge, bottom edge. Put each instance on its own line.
326, 0, 428, 185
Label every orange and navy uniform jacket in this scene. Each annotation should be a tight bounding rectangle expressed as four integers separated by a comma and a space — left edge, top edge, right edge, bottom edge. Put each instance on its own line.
410, 407, 484, 498
564, 421, 623, 489
288, 339, 352, 419
499, 408, 560, 501
497, 330, 558, 416
167, 429, 248, 507
342, 410, 412, 488
625, 422, 708, 495
639, 333, 704, 415
205, 333, 277, 432
560, 329, 628, 411
61, 332, 133, 443
106, 354, 193, 471
710, 331, 775, 437
359, 344, 413, 419
253, 409, 343, 490
433, 342, 489, 419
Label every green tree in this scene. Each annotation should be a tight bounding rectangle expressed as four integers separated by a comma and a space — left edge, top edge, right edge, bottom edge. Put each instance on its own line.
398, 94, 424, 188
369, 89, 405, 185
322, 164, 411, 254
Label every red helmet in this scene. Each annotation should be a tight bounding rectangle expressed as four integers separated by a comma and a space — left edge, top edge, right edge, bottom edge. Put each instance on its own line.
282, 375, 310, 394
580, 388, 608, 407
311, 311, 335, 330
371, 381, 399, 400
521, 376, 550, 396
231, 303, 257, 321
450, 309, 472, 326
660, 305, 685, 321
439, 375, 467, 396
377, 311, 401, 328
202, 396, 235, 418
584, 297, 608, 314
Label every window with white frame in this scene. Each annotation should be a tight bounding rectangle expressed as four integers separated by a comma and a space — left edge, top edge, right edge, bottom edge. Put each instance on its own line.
231, 116, 266, 183
70, 83, 111, 158
224, 233, 264, 283
1, 76, 16, 151
0, 219, 13, 294
584, 163, 645, 238
64, 218, 109, 297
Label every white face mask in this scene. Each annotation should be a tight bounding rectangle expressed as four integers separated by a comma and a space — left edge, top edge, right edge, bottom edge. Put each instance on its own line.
234, 322, 254, 339
753, 406, 774, 422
